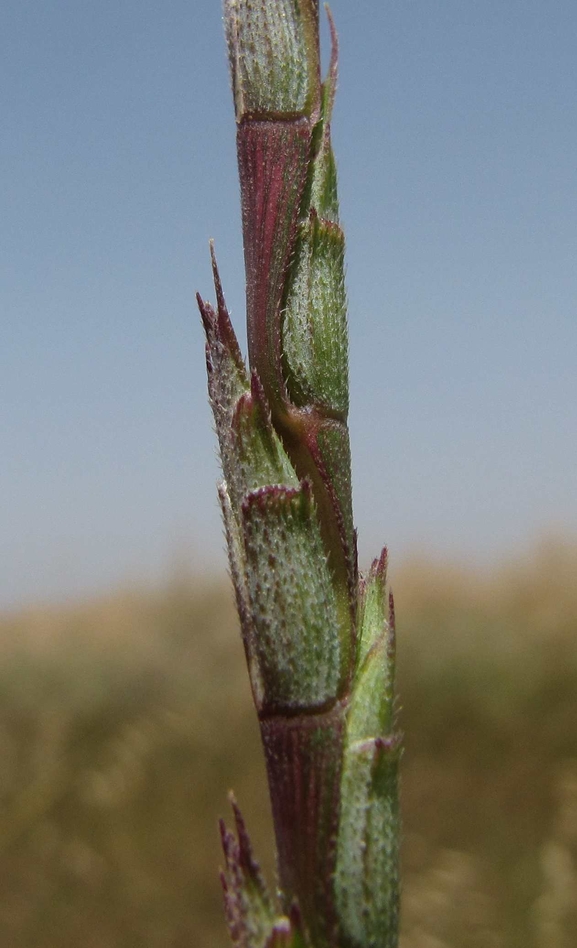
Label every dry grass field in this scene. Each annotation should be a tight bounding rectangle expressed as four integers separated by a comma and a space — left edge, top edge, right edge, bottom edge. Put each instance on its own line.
0, 540, 576, 948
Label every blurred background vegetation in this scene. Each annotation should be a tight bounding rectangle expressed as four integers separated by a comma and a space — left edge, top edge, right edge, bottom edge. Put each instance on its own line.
1, 539, 576, 948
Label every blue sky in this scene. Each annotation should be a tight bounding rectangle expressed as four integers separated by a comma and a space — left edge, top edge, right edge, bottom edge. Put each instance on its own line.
2, 0, 576, 608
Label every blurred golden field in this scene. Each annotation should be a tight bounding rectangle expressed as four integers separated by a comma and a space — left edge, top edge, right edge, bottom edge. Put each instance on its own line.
1, 540, 576, 948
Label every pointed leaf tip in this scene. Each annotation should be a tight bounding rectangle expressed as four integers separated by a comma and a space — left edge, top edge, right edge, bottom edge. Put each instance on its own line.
230, 793, 265, 884
219, 816, 239, 875
376, 545, 388, 583
197, 292, 216, 339
209, 239, 227, 317
219, 795, 279, 946
206, 243, 245, 372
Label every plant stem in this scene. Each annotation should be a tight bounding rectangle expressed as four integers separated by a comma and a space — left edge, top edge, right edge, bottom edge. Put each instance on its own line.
198, 3, 401, 946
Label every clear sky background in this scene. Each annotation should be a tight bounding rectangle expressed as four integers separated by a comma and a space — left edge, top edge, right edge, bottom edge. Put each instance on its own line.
2, 0, 576, 609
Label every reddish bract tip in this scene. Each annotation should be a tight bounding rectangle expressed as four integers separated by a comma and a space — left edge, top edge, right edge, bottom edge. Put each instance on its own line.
376, 546, 389, 583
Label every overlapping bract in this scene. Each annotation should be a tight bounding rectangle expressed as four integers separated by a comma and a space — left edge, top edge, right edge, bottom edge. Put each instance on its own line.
335, 551, 401, 948
198, 251, 340, 718
199, 245, 345, 947
199, 2, 401, 946
220, 795, 307, 948
230, 0, 356, 654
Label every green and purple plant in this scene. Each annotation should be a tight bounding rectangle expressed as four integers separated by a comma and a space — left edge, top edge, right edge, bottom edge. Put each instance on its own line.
197, 2, 401, 946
